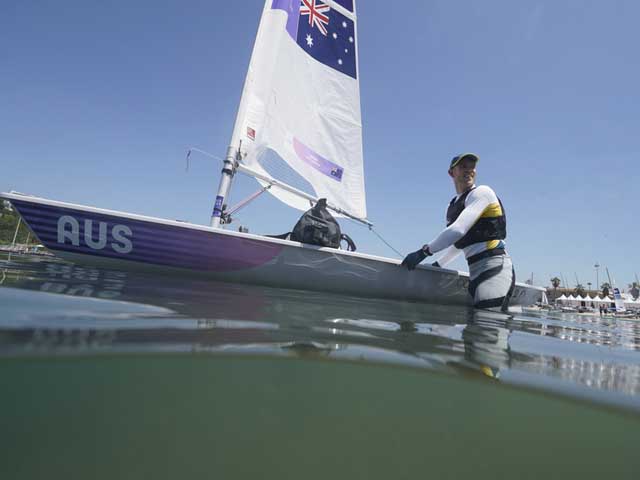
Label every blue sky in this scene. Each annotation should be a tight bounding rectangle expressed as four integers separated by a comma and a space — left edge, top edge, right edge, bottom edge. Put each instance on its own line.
1, 0, 638, 289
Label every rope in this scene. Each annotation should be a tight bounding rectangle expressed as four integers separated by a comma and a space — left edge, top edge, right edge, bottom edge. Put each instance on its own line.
369, 226, 404, 259
341, 216, 404, 259
227, 185, 272, 216
185, 148, 224, 172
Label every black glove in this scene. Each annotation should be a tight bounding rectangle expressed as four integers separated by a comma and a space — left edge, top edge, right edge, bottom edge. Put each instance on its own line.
401, 246, 431, 270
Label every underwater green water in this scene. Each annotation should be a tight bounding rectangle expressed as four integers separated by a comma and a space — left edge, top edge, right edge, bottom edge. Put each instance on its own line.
2, 356, 640, 479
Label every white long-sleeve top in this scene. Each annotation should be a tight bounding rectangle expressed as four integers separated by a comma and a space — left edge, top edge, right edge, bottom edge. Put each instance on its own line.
429, 185, 506, 267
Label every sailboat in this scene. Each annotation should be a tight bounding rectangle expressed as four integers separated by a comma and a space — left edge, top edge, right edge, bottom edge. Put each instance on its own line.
0, 1, 543, 307
605, 267, 630, 315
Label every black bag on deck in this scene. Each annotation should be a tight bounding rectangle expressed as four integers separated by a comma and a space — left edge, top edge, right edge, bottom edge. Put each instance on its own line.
269, 198, 356, 251
291, 198, 341, 248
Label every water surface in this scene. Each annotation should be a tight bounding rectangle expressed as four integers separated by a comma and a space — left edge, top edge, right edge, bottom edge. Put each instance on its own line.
1, 254, 639, 479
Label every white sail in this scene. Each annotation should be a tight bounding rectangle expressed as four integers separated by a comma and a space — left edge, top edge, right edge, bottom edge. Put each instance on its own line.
230, 0, 366, 219
605, 268, 626, 313
612, 287, 627, 312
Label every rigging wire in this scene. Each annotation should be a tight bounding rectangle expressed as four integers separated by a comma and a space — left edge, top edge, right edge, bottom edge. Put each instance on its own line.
185, 147, 224, 172
227, 185, 272, 216
342, 216, 404, 259
369, 226, 405, 259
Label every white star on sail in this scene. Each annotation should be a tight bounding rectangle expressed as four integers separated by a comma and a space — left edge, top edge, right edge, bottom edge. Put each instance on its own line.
306, 34, 313, 47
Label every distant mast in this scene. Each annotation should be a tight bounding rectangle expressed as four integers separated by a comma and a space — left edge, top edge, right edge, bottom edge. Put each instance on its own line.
606, 267, 627, 313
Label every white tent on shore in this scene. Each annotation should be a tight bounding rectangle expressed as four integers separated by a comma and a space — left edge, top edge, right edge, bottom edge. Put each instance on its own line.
623, 294, 640, 309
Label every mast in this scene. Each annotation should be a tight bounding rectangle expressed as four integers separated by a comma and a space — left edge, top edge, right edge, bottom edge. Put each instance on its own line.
210, 1, 271, 228
11, 216, 22, 247
210, 145, 238, 228
606, 267, 626, 312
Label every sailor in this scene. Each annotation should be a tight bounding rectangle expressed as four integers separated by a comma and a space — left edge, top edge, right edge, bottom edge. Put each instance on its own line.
400, 153, 515, 311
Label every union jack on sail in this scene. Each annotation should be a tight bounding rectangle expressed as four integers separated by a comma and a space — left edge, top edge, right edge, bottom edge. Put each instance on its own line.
300, 0, 330, 36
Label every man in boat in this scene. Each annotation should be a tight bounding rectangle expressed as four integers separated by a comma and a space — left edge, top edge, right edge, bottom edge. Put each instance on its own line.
400, 153, 515, 311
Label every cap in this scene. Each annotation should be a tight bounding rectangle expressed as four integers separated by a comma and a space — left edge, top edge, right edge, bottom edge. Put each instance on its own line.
449, 153, 479, 170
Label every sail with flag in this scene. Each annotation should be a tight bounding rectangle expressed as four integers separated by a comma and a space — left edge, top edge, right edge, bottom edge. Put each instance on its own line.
605, 268, 627, 313
612, 287, 627, 313
229, 0, 366, 220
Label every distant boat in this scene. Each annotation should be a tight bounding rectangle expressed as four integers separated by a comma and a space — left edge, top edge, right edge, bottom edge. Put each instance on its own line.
606, 267, 627, 314
0, 243, 51, 256
0, 1, 543, 307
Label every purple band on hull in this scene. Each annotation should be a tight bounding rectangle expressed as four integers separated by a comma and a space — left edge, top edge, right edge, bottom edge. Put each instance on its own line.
11, 200, 284, 273
293, 137, 343, 181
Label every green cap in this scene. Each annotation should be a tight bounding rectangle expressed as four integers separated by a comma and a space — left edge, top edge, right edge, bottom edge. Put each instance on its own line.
449, 153, 479, 170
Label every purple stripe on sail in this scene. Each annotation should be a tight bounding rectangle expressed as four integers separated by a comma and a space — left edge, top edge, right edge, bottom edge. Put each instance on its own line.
11, 200, 284, 272
271, 0, 299, 39
293, 137, 343, 181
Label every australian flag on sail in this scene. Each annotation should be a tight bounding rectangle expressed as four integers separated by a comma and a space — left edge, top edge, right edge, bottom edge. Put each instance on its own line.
272, 0, 357, 79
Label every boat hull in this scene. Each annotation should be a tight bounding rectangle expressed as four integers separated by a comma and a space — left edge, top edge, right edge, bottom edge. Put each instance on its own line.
2, 192, 544, 306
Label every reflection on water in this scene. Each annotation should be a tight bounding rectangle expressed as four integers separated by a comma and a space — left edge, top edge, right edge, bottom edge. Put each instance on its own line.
2, 253, 640, 414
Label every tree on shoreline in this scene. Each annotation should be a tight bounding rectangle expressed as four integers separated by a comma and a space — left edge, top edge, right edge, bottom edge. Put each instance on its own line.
0, 204, 36, 245
550, 277, 561, 302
